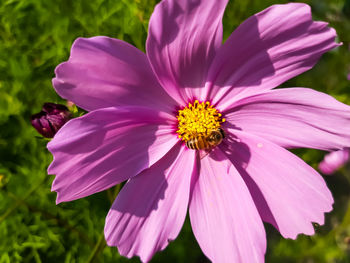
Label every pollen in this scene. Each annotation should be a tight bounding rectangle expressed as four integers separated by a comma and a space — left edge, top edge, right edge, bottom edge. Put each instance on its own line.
176, 100, 225, 142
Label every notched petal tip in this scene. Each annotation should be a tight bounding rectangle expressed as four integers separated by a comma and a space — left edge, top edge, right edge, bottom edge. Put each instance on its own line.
54, 192, 63, 205
206, 2, 341, 109
52, 35, 177, 112
53, 62, 67, 78
285, 201, 333, 240
104, 145, 194, 262
225, 130, 335, 241
287, 224, 315, 240
46, 161, 55, 175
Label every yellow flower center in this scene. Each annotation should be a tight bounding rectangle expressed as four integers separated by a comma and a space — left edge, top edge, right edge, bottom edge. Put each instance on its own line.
176, 100, 225, 150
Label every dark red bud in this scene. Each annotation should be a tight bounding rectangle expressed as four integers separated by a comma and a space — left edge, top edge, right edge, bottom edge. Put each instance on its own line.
31, 103, 71, 138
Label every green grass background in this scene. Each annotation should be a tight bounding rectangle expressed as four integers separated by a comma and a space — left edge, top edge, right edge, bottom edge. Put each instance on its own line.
0, 0, 350, 262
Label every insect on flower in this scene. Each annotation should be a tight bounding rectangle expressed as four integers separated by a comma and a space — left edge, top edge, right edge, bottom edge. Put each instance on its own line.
177, 100, 226, 150
48, 1, 350, 262
185, 127, 225, 150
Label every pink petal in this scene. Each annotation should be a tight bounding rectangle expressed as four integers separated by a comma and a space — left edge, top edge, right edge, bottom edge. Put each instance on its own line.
222, 129, 333, 239
189, 149, 266, 263
146, 0, 228, 104
319, 148, 350, 175
53, 37, 177, 112
104, 144, 196, 263
224, 88, 350, 151
205, 3, 339, 111
48, 106, 178, 203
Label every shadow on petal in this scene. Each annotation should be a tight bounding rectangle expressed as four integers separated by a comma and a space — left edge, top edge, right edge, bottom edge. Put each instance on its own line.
219, 130, 280, 231
206, 15, 275, 107
105, 144, 196, 262
48, 107, 178, 203
112, 144, 181, 217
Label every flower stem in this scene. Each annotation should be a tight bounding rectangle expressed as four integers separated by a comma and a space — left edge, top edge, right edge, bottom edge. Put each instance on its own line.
86, 183, 123, 262
86, 231, 106, 263
0, 176, 47, 223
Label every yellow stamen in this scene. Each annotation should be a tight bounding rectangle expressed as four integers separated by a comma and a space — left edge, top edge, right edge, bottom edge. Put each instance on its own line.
176, 100, 225, 142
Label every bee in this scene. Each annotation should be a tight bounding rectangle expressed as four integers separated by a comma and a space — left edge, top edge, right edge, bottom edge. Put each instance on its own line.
186, 128, 225, 150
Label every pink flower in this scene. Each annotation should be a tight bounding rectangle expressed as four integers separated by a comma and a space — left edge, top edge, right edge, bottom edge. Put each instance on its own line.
319, 45, 350, 175
319, 148, 350, 174
48, 1, 350, 262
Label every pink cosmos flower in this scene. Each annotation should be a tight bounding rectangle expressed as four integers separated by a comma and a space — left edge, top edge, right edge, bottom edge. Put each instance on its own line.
48, 1, 350, 262
319, 44, 350, 175
319, 148, 350, 175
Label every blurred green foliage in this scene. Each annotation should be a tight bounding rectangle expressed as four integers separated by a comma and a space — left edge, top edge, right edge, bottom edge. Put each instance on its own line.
0, 0, 349, 262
